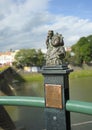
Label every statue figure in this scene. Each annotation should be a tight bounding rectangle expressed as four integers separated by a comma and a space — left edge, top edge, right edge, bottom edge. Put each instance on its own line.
45, 30, 66, 66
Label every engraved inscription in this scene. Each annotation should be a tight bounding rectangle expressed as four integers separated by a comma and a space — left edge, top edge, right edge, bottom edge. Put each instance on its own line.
45, 84, 62, 109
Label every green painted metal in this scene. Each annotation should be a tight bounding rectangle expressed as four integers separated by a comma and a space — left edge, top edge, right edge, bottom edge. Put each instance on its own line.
0, 97, 92, 115
0, 96, 45, 108
66, 100, 92, 115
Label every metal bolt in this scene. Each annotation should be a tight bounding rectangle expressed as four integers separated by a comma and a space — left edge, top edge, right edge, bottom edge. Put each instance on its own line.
53, 116, 57, 121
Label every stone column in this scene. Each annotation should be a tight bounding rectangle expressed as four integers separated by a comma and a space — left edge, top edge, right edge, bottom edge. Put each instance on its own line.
42, 65, 73, 130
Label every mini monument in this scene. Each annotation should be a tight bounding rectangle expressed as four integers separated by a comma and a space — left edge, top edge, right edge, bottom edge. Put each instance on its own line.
42, 30, 73, 130
45, 30, 66, 66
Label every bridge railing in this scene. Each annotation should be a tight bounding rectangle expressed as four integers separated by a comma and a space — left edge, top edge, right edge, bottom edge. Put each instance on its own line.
0, 67, 92, 130
0, 96, 92, 115
0, 96, 45, 108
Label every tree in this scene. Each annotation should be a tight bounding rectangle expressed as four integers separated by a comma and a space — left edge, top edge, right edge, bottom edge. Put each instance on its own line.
71, 35, 92, 66
14, 49, 45, 68
36, 49, 45, 67
64, 51, 71, 64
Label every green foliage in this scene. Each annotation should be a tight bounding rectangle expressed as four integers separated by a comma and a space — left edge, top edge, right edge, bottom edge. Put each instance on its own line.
36, 49, 45, 67
64, 51, 71, 63
14, 49, 45, 68
70, 35, 92, 66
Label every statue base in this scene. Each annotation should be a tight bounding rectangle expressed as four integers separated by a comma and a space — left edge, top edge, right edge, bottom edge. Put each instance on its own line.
42, 64, 73, 130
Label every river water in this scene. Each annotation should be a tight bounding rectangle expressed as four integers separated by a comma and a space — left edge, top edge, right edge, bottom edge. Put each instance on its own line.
6, 76, 92, 130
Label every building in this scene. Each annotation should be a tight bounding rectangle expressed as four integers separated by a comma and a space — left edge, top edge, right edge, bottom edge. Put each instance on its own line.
65, 46, 72, 52
0, 50, 19, 66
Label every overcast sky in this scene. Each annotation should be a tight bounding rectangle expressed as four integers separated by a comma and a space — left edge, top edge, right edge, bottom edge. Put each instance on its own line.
0, 0, 92, 52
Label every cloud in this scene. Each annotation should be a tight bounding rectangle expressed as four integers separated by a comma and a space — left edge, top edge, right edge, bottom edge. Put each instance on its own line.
0, 0, 92, 52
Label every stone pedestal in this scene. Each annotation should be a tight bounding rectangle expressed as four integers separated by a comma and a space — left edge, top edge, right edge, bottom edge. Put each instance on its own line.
42, 65, 73, 130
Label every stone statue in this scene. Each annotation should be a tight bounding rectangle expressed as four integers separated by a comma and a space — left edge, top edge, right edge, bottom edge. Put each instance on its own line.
45, 30, 66, 66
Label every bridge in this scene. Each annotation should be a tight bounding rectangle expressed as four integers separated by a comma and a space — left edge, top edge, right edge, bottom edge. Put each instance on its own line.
0, 67, 92, 130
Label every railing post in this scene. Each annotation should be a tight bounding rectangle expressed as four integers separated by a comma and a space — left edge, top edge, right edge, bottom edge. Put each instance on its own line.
42, 65, 72, 130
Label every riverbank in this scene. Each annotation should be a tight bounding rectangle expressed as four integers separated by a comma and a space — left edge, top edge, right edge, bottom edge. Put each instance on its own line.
67, 64, 92, 79
20, 72, 44, 82
0, 66, 92, 82
70, 69, 92, 79
19, 69, 92, 82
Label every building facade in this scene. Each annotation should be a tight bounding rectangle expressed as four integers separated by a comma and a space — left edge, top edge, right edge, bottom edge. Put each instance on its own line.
0, 50, 19, 66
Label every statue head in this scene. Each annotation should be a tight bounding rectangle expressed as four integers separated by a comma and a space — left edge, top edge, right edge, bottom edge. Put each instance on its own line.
48, 30, 54, 39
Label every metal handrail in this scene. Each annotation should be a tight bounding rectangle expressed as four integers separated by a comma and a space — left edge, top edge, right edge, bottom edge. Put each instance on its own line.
0, 96, 92, 115
0, 96, 45, 108
66, 100, 92, 115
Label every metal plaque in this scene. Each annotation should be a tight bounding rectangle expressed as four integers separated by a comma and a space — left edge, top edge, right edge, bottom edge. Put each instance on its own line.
45, 84, 62, 109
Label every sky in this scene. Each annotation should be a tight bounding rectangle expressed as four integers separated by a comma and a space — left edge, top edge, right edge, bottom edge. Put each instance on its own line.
0, 0, 92, 52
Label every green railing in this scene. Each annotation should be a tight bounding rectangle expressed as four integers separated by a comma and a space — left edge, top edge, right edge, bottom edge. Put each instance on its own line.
0, 96, 45, 108
0, 96, 92, 115
66, 100, 92, 115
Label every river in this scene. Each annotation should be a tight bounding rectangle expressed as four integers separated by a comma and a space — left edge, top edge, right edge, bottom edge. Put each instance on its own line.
6, 76, 92, 130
